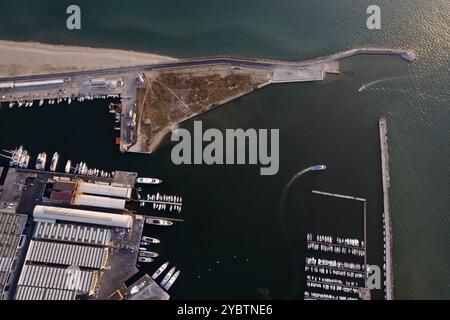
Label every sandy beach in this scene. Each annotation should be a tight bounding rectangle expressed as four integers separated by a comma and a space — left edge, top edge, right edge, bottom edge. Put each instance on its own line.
0, 40, 177, 78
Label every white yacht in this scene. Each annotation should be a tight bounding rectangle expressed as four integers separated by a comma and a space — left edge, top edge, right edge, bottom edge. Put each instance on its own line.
160, 267, 176, 287
152, 262, 169, 280
164, 271, 180, 291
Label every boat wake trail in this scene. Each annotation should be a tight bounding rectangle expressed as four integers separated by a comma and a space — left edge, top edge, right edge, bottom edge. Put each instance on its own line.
278, 168, 312, 213
358, 77, 397, 92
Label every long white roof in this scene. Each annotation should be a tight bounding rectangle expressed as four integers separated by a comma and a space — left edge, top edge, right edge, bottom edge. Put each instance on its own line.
77, 182, 131, 199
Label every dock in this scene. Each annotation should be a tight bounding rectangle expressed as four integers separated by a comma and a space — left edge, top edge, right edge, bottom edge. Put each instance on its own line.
379, 117, 394, 300
312, 190, 368, 271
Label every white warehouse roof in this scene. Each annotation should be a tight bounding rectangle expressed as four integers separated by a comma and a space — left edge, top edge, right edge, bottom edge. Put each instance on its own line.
33, 205, 132, 229
73, 194, 126, 210
77, 182, 131, 199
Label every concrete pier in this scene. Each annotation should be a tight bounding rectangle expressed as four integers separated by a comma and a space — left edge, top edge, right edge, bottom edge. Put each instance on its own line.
379, 117, 394, 300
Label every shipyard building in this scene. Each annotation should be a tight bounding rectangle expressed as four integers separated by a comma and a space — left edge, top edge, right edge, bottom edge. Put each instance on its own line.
0, 167, 143, 300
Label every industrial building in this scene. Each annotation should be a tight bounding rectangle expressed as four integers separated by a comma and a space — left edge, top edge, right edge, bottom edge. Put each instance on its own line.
33, 205, 133, 229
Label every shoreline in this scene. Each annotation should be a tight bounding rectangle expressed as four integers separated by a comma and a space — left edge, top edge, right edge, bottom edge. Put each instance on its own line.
0, 40, 416, 80
379, 117, 394, 300
0, 40, 177, 78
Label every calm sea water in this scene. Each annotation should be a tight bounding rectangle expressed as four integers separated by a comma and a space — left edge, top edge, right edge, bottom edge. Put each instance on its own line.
0, 0, 449, 299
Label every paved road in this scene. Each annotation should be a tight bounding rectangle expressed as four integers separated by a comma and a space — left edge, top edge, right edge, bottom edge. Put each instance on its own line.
0, 47, 415, 82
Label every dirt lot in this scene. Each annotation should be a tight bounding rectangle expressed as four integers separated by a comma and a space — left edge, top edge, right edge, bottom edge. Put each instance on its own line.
134, 65, 271, 152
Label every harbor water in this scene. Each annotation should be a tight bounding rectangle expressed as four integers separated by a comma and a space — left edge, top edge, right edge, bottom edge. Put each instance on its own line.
0, 0, 449, 299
